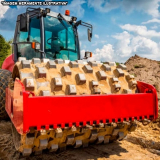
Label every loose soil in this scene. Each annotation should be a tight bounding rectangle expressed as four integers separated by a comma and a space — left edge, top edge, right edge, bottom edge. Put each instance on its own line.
125, 55, 160, 105
0, 121, 159, 160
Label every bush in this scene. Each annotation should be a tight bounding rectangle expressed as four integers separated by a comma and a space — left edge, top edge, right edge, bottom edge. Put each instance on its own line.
116, 62, 119, 66
0, 35, 12, 68
133, 73, 137, 77
134, 64, 145, 68
134, 65, 140, 68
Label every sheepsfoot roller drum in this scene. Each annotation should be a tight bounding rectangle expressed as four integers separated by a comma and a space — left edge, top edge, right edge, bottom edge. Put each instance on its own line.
12, 120, 136, 156
5, 58, 158, 156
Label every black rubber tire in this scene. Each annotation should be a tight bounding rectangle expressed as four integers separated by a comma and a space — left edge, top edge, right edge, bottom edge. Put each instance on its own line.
0, 69, 11, 120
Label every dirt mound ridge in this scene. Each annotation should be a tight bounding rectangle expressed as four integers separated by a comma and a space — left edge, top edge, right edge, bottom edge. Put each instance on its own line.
125, 54, 160, 104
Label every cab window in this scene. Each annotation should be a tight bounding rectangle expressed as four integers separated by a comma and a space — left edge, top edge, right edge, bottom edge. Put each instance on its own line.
16, 17, 41, 59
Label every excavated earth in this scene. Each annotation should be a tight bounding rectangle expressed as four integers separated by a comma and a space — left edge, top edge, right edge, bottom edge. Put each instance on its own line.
125, 54, 160, 108
0, 55, 160, 160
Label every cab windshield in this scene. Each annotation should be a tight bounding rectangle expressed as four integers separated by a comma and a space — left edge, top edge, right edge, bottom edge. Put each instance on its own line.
44, 16, 78, 60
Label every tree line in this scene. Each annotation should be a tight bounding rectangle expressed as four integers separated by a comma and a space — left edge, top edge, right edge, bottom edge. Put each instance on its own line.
0, 34, 12, 68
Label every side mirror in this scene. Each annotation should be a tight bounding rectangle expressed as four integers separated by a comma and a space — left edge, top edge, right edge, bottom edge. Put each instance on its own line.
84, 51, 92, 59
20, 14, 29, 32
88, 28, 92, 42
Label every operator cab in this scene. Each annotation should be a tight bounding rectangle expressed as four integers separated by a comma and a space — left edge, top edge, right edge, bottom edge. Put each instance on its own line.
44, 16, 77, 60
13, 8, 93, 62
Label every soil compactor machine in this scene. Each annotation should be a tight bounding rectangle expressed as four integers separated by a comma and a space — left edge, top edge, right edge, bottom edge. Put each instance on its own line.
0, 8, 158, 156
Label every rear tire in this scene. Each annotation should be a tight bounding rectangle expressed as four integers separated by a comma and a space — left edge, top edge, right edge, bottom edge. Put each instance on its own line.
0, 69, 11, 120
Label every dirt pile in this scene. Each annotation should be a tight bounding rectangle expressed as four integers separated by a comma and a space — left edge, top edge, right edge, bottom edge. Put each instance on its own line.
124, 54, 160, 158
125, 54, 160, 99
125, 54, 160, 114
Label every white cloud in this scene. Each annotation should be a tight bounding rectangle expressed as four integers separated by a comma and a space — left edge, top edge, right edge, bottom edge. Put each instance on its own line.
101, 40, 107, 44
87, 30, 160, 63
142, 18, 160, 24
151, 25, 158, 29
120, 24, 160, 38
88, 0, 160, 17
113, 31, 132, 58
90, 44, 115, 62
79, 41, 82, 47
0, 0, 9, 18
94, 34, 99, 38
88, 0, 120, 13
121, 0, 160, 18
80, 49, 85, 59
130, 36, 159, 57
113, 31, 160, 61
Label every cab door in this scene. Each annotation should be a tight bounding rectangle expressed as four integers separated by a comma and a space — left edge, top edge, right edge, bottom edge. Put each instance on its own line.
14, 16, 41, 60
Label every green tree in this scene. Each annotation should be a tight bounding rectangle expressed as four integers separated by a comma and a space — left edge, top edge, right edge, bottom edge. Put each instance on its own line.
0, 35, 12, 68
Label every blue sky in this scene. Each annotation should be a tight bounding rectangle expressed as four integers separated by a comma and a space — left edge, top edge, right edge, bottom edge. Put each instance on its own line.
0, 0, 160, 62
